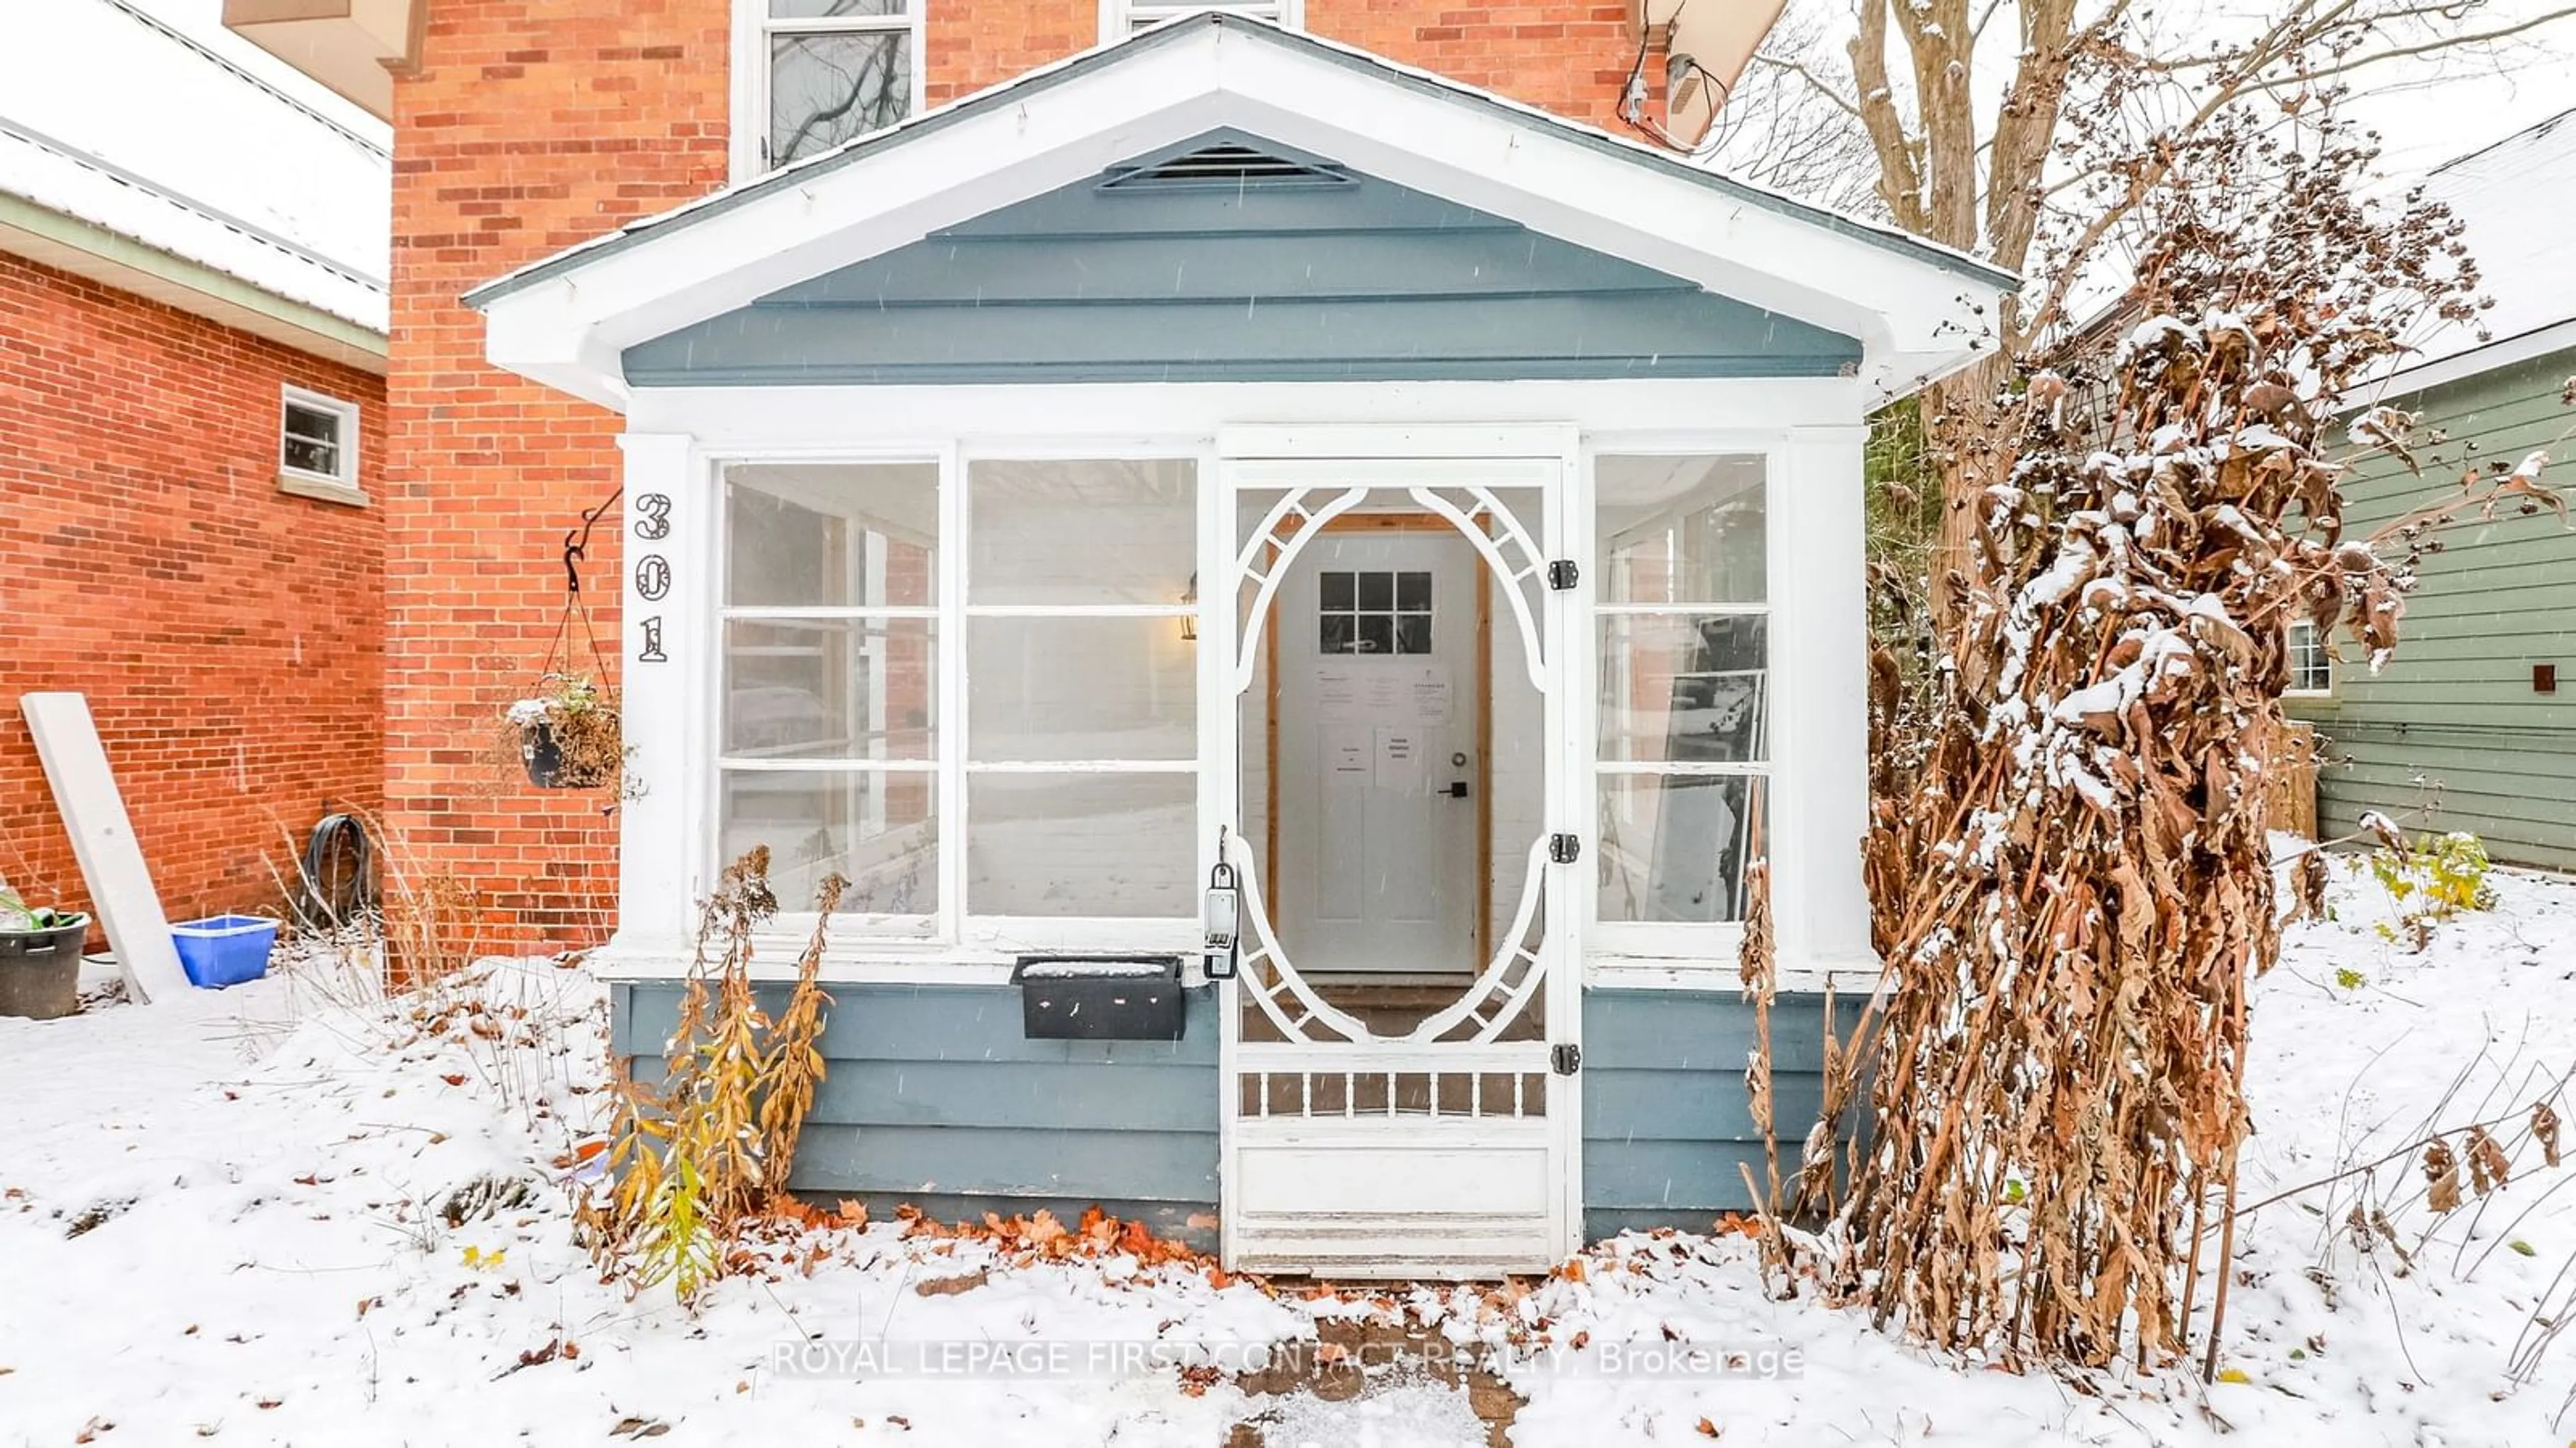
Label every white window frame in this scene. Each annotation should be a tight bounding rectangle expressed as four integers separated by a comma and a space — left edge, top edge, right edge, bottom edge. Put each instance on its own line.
1582, 444, 1780, 965
2285, 617, 2333, 699
707, 442, 1210, 956
276, 382, 363, 505
729, 1, 930, 183
714, 454, 943, 937
1099, 0, 1301, 44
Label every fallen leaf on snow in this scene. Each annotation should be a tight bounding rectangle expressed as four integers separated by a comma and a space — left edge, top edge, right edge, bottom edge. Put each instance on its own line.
914, 1270, 987, 1297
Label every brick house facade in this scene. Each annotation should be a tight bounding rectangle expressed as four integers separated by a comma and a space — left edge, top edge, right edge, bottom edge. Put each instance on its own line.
2, 3, 390, 943
0, 252, 385, 934
372, 1, 1658, 947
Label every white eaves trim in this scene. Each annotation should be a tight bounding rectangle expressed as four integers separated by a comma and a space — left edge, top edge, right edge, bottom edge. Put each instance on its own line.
2361, 317, 2576, 402
474, 19, 2012, 411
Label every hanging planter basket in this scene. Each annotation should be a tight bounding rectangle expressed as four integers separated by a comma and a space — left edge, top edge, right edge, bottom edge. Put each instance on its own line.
494, 486, 633, 796
516, 705, 623, 790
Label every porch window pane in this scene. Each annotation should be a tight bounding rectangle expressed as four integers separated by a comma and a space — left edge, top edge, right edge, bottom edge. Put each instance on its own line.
718, 769, 938, 919
726, 462, 938, 609
967, 617, 1195, 761
1595, 454, 1766, 605
1597, 615, 1767, 764
967, 458, 1197, 606
722, 618, 935, 760
769, 30, 910, 167
1596, 774, 1766, 924
967, 772, 1197, 917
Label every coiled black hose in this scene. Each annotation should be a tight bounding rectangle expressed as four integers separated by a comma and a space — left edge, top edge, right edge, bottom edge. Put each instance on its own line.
295, 812, 376, 929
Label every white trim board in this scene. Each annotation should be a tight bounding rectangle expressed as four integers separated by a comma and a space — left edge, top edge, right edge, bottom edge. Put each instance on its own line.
17, 692, 193, 1003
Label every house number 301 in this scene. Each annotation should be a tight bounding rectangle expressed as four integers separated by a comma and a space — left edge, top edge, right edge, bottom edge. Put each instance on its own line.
633, 492, 673, 663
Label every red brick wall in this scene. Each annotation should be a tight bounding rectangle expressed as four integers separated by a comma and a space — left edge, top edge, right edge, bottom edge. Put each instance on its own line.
1310, 1, 1642, 127
387, 0, 1653, 945
0, 251, 384, 939
386, 0, 727, 947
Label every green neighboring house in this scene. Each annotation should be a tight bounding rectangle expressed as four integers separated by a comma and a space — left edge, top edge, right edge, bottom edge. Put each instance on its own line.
2292, 111, 2576, 869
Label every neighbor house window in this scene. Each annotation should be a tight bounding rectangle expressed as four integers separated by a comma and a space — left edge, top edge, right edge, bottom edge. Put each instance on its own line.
2286, 618, 2332, 696
717, 456, 1200, 938
1593, 454, 1769, 938
734, 1, 924, 178
1102, 1, 1299, 42
276, 384, 361, 503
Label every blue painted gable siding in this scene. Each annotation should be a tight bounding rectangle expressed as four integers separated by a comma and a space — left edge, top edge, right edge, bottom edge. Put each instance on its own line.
620, 129, 1862, 387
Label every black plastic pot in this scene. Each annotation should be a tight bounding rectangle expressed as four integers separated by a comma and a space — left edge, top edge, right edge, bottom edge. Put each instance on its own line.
518, 713, 617, 790
520, 719, 572, 788
0, 912, 91, 1021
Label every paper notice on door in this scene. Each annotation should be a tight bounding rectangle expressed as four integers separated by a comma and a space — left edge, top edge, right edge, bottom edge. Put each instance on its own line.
1315, 668, 1360, 723
1374, 727, 1421, 790
1326, 725, 1371, 778
1316, 662, 1453, 727
1409, 666, 1453, 725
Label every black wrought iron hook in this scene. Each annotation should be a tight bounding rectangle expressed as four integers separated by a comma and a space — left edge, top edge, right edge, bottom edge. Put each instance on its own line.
562, 484, 626, 597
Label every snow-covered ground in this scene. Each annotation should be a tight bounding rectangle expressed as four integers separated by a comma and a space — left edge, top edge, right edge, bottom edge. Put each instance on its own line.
1, 856, 2571, 1447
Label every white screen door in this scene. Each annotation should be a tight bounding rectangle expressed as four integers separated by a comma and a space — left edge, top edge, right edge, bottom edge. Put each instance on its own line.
1214, 444, 1583, 1280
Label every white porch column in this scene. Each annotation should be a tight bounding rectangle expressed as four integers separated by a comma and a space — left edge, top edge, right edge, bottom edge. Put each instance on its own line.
1774, 424, 1878, 978
612, 431, 701, 957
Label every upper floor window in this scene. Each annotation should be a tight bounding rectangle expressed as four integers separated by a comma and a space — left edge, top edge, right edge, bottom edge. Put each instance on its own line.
276, 383, 363, 505
1101, 1, 1301, 42
734, 1, 924, 178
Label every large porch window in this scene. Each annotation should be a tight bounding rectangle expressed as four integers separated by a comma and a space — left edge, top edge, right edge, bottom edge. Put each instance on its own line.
1592, 454, 1770, 949
715, 456, 1201, 941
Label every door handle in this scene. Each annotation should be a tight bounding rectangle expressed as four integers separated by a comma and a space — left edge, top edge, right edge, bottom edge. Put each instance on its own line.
1443, 780, 1470, 798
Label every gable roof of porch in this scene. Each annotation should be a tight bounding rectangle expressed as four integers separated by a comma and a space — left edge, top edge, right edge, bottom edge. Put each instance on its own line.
467, 11, 2017, 409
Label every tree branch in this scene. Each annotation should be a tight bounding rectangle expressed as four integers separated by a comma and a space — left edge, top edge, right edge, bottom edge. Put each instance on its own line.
1749, 48, 1867, 122
2281, 6, 2576, 87
1851, 0, 1930, 234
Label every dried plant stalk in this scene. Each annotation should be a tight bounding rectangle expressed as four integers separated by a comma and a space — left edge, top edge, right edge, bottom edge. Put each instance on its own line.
583, 847, 847, 1303
1811, 96, 2528, 1369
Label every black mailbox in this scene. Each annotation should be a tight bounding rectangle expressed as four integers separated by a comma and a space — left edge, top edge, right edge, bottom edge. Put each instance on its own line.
1009, 955, 1187, 1041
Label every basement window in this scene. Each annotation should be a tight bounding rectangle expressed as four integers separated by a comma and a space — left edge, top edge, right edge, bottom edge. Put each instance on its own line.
276, 384, 363, 505
1102, 1, 1301, 42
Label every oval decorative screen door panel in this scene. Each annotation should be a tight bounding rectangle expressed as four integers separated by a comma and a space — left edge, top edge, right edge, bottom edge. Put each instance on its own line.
1215, 450, 1579, 1279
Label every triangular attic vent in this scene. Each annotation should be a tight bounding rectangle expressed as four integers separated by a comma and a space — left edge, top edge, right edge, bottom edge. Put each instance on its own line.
1099, 142, 1351, 191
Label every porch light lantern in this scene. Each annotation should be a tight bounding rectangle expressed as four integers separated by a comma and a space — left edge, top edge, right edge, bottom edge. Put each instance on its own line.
1181, 572, 1199, 641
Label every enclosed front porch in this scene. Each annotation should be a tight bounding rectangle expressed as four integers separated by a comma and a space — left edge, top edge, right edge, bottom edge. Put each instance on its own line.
466, 12, 2011, 1274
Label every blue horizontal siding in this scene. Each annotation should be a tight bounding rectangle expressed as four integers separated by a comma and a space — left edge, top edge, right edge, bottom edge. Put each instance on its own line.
610, 979, 1856, 1249
1580, 988, 1862, 1239
621, 127, 1860, 389
614, 980, 1220, 1212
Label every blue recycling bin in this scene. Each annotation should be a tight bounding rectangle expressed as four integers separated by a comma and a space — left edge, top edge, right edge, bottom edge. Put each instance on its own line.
170, 914, 279, 988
